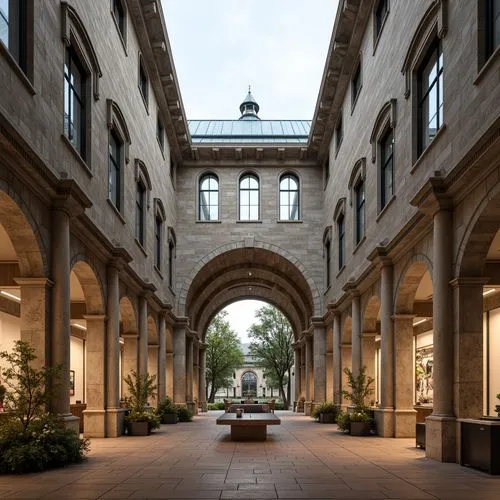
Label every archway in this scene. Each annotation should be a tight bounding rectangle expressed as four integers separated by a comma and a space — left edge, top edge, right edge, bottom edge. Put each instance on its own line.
147, 315, 159, 406
70, 259, 105, 437
362, 295, 380, 404
393, 259, 433, 437
119, 296, 138, 397
340, 315, 352, 409
179, 247, 319, 413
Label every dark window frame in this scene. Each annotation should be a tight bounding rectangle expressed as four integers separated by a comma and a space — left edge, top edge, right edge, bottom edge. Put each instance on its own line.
486, 0, 500, 58
156, 112, 165, 152
111, 0, 126, 43
335, 112, 343, 153
239, 173, 260, 221
108, 129, 122, 210
351, 60, 362, 111
325, 239, 331, 289
199, 173, 219, 221
417, 39, 443, 156
135, 180, 146, 246
279, 173, 300, 221
355, 179, 365, 245
374, 0, 389, 43
0, 0, 29, 73
154, 214, 162, 270
337, 214, 345, 270
138, 54, 149, 110
380, 128, 394, 209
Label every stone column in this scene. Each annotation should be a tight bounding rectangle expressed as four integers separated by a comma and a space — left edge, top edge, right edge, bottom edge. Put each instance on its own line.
148, 344, 159, 406
166, 351, 174, 397
300, 344, 306, 401
332, 312, 342, 406
361, 332, 376, 405
294, 348, 301, 407
340, 343, 351, 409
185, 335, 194, 414
82, 314, 106, 437
199, 345, 207, 411
122, 333, 138, 394
173, 320, 187, 404
103, 263, 124, 437
193, 343, 199, 414
393, 315, 416, 437
157, 313, 167, 403
51, 208, 77, 430
15, 278, 52, 369
304, 335, 313, 414
427, 206, 456, 462
138, 295, 148, 377
375, 258, 395, 437
313, 319, 326, 405
351, 293, 362, 377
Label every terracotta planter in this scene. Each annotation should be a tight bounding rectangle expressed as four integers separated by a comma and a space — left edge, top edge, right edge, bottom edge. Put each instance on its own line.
319, 413, 335, 423
162, 413, 178, 424
127, 421, 150, 436
349, 421, 371, 436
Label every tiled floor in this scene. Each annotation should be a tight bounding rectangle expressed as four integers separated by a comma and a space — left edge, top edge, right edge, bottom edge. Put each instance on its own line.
0, 411, 498, 499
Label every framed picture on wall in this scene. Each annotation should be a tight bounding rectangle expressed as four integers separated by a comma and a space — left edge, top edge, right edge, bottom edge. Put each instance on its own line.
69, 370, 75, 396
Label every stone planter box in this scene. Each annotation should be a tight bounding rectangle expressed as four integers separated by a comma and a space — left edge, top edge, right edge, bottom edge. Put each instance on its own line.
127, 421, 150, 436
162, 413, 178, 424
350, 421, 371, 436
319, 413, 335, 423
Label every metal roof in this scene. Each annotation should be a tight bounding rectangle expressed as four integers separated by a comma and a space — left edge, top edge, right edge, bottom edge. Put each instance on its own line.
188, 119, 311, 143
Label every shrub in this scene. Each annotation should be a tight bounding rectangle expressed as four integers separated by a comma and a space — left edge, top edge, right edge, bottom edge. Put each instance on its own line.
207, 402, 225, 410
311, 401, 338, 421
125, 410, 160, 430
274, 402, 285, 410
123, 370, 157, 412
177, 407, 193, 422
349, 410, 372, 423
340, 366, 374, 413
157, 396, 178, 418
336, 411, 350, 432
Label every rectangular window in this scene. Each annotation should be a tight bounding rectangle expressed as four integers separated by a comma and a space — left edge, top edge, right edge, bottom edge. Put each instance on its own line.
351, 61, 362, 109
64, 47, 86, 159
157, 114, 164, 151
338, 215, 345, 270
112, 0, 125, 40
136, 183, 145, 245
418, 40, 443, 155
486, 0, 500, 57
0, 0, 27, 72
325, 240, 331, 288
139, 58, 148, 106
168, 240, 174, 288
355, 180, 365, 245
108, 131, 122, 209
380, 129, 394, 208
155, 215, 162, 270
335, 113, 343, 151
375, 0, 388, 39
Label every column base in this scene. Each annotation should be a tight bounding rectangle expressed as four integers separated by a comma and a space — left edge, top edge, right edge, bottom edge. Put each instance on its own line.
394, 409, 417, 438
83, 409, 106, 438
374, 407, 394, 437
425, 415, 457, 463
304, 401, 313, 416
105, 408, 127, 437
59, 414, 80, 435
199, 401, 208, 412
186, 401, 196, 415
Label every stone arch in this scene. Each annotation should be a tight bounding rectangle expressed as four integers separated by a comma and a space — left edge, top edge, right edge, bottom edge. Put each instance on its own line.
70, 257, 105, 314
147, 314, 158, 344
369, 99, 397, 163
177, 240, 321, 317
455, 184, 500, 277
119, 296, 137, 333
342, 315, 352, 344
394, 255, 433, 314
0, 189, 47, 277
362, 295, 381, 333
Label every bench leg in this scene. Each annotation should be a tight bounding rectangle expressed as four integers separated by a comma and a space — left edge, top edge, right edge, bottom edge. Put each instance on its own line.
231, 425, 267, 441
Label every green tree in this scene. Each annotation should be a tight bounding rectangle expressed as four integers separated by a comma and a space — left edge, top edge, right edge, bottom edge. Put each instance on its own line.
205, 311, 244, 402
248, 305, 294, 408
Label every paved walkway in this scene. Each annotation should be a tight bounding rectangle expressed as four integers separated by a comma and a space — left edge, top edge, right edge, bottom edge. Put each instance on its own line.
0, 411, 498, 499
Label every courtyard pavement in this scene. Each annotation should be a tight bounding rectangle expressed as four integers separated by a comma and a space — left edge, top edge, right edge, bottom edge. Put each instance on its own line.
0, 411, 498, 499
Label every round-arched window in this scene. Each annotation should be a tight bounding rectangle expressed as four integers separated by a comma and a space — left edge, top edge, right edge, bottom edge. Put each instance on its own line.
241, 371, 257, 397
239, 174, 259, 220
199, 174, 219, 221
279, 174, 299, 220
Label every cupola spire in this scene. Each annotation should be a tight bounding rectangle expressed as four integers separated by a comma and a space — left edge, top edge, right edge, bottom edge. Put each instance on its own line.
239, 86, 260, 120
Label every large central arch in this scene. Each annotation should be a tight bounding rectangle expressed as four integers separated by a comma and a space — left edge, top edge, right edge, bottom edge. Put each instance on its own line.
181, 244, 319, 340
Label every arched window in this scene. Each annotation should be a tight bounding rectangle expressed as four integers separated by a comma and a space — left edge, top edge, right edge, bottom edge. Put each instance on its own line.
279, 174, 300, 220
239, 174, 259, 221
199, 174, 219, 221
241, 372, 257, 397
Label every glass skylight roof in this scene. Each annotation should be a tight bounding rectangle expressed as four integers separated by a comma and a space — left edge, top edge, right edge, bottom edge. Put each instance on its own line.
189, 120, 311, 143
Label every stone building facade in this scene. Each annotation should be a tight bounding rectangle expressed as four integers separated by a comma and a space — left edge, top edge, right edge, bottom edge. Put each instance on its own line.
0, 0, 499, 468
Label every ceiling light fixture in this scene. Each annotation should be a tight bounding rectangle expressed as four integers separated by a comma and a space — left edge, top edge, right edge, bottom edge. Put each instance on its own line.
483, 289, 496, 296
413, 318, 427, 326
0, 290, 21, 302
72, 323, 87, 331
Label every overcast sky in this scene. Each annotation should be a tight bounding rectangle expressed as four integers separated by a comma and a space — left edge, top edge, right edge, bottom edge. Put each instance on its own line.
161, 1, 338, 120
160, 2, 338, 337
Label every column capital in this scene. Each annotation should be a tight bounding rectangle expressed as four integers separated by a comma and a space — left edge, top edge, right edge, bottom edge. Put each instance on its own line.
175, 317, 189, 328
121, 332, 139, 339
139, 282, 157, 299
198, 343, 208, 351
108, 248, 133, 269
449, 277, 490, 288
83, 314, 106, 322
340, 342, 351, 348
361, 331, 377, 338
148, 344, 159, 350
342, 280, 360, 297
14, 277, 54, 288
310, 316, 325, 328
391, 314, 415, 321
52, 179, 92, 217
411, 176, 453, 217
368, 245, 393, 268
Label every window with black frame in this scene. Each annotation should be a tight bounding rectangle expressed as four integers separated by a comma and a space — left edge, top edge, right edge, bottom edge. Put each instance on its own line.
155, 214, 162, 270
112, 0, 125, 40
380, 128, 394, 209
486, 0, 500, 58
325, 239, 331, 288
279, 174, 300, 221
108, 131, 122, 210
136, 182, 146, 245
0, 0, 28, 72
374, 0, 388, 40
64, 47, 87, 158
199, 174, 219, 221
239, 174, 259, 221
355, 179, 365, 245
417, 40, 443, 155
338, 215, 345, 270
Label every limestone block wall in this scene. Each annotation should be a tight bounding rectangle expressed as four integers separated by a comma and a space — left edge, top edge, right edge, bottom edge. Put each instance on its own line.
175, 163, 325, 320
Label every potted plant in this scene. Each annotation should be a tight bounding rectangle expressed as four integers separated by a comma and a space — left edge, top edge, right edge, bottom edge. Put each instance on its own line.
177, 406, 193, 422
339, 365, 375, 436
157, 396, 178, 424
123, 370, 160, 436
311, 401, 338, 423
496, 393, 500, 417
336, 411, 351, 432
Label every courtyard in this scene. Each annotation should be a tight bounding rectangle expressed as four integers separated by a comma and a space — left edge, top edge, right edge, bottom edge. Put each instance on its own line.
0, 412, 498, 500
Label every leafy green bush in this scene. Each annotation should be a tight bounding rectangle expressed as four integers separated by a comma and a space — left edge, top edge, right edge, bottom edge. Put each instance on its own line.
349, 410, 372, 423
340, 366, 374, 413
177, 407, 193, 422
207, 402, 225, 410
125, 410, 160, 430
336, 411, 350, 432
274, 402, 285, 410
157, 396, 178, 418
311, 401, 338, 421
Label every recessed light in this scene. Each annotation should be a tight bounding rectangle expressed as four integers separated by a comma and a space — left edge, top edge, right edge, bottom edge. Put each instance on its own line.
72, 323, 87, 331
413, 318, 427, 326
0, 290, 20, 302
483, 289, 496, 296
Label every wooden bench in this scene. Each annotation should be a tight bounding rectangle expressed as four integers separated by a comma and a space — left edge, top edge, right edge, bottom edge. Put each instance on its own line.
216, 412, 281, 441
